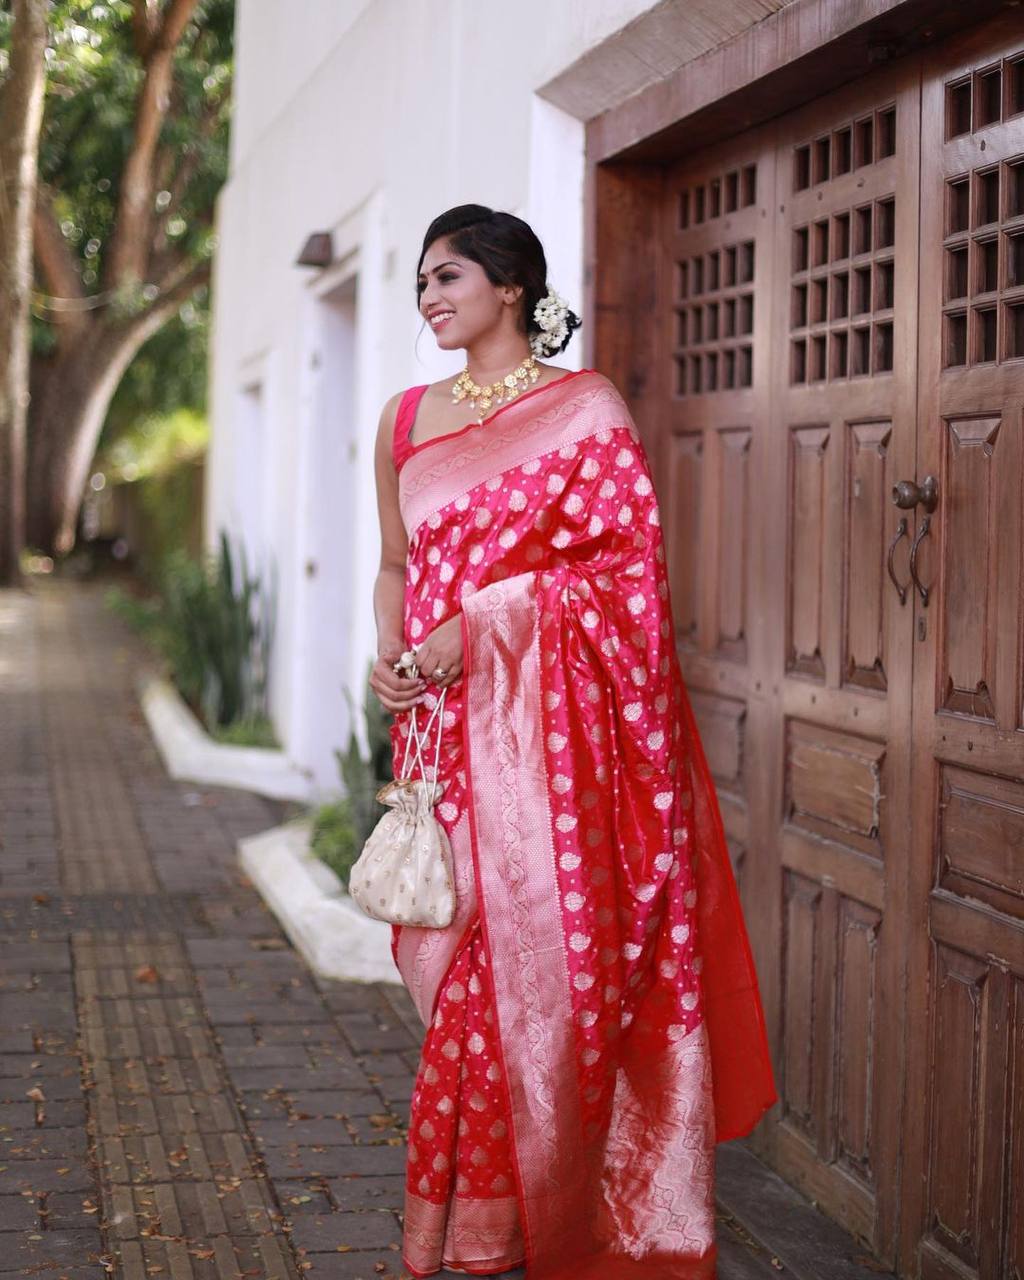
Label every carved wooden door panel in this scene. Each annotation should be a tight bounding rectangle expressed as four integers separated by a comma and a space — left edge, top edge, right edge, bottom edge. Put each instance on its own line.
763, 65, 921, 1266
656, 126, 784, 1109
903, 18, 1024, 1280
657, 61, 921, 1268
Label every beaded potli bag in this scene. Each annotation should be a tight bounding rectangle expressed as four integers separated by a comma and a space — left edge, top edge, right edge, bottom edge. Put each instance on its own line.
348, 681, 455, 928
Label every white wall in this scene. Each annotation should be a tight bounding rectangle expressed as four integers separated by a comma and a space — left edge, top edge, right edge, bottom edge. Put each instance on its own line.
229, 0, 662, 172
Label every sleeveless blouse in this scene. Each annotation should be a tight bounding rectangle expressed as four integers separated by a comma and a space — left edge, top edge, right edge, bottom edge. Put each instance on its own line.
391, 384, 430, 473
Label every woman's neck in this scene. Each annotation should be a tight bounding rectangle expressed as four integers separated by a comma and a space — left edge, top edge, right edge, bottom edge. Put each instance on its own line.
463, 336, 534, 385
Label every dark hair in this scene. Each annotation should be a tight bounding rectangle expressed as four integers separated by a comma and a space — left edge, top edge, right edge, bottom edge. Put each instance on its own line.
416, 204, 582, 355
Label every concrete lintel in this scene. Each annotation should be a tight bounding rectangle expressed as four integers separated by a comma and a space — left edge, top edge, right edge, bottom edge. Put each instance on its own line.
538, 0, 795, 122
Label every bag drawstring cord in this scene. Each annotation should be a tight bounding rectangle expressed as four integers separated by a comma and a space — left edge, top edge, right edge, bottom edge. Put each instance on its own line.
399, 683, 447, 807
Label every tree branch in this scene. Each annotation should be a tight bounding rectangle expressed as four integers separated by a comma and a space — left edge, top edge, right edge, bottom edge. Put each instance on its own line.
31, 186, 90, 343
104, 0, 201, 289
146, 232, 210, 294
152, 100, 224, 255
149, 212, 212, 290
128, 256, 210, 348
131, 0, 158, 59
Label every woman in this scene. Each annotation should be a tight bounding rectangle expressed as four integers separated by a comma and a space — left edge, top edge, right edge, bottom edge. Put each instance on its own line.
370, 204, 776, 1280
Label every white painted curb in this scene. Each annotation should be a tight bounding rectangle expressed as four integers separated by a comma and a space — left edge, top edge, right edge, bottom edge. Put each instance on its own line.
139, 674, 317, 803
238, 818, 400, 984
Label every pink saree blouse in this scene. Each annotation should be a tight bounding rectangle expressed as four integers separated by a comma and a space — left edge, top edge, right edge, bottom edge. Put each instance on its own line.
387, 369, 776, 1279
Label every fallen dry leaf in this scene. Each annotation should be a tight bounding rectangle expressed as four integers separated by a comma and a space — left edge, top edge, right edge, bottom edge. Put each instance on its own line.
134, 965, 160, 984
26, 1086, 46, 1103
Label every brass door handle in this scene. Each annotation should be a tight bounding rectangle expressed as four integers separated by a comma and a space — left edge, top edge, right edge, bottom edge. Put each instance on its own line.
886, 517, 910, 606
892, 474, 939, 513
909, 514, 932, 606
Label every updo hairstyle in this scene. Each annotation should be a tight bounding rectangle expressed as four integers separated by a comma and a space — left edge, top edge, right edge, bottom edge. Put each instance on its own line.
416, 204, 581, 355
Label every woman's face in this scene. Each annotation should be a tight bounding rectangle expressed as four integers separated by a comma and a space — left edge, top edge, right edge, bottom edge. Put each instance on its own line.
417, 238, 520, 352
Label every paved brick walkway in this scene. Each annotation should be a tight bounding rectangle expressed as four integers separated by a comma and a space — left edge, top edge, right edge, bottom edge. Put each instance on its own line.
2, 580, 882, 1280
0, 584, 423, 1280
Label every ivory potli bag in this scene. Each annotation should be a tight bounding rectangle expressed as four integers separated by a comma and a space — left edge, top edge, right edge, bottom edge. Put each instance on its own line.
349, 656, 456, 929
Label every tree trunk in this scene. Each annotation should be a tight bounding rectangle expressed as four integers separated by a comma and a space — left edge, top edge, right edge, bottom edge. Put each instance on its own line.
26, 303, 187, 555
0, 0, 48, 585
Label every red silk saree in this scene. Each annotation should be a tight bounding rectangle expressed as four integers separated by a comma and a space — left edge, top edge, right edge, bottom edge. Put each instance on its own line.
388, 369, 776, 1279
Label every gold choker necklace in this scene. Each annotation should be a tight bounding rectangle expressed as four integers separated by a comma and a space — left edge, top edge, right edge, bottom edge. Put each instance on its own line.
451, 355, 541, 421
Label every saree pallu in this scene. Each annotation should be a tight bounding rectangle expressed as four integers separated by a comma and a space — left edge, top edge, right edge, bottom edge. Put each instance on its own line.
388, 369, 776, 1279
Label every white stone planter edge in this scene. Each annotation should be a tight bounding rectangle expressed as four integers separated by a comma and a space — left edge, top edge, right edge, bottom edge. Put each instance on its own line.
238, 816, 401, 985
138, 673, 317, 804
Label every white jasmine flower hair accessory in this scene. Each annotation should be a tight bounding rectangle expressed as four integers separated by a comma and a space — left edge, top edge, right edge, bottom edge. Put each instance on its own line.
531, 286, 573, 357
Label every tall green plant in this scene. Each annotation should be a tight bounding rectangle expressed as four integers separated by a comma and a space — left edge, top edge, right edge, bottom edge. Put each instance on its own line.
155, 530, 273, 729
337, 661, 394, 846
311, 663, 395, 888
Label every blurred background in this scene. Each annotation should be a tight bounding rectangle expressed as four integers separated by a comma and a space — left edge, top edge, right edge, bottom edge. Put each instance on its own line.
2, 3, 1023, 1278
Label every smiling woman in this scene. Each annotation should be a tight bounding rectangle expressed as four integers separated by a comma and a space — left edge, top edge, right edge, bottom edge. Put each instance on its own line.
366, 204, 775, 1280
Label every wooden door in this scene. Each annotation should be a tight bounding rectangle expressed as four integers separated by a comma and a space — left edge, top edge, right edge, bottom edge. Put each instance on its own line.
904, 18, 1024, 1280
763, 65, 922, 1265
655, 61, 922, 1267
600, 15, 1024, 1276
655, 126, 782, 1087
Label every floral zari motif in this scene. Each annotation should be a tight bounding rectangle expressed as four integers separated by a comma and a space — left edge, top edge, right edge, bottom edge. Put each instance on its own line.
389, 371, 776, 1279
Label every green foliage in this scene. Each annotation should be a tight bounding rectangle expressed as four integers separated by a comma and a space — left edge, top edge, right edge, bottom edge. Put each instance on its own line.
310, 665, 396, 890
103, 310, 210, 444
0, 2, 231, 403
102, 406, 208, 482
106, 530, 274, 732
310, 799, 360, 888
210, 715, 279, 749
105, 582, 162, 636
337, 664, 395, 847
97, 407, 208, 581
161, 530, 273, 729
132, 461, 205, 582
3, 1, 233, 293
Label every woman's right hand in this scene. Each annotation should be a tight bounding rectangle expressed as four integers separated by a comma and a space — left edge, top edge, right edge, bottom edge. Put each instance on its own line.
370, 643, 426, 714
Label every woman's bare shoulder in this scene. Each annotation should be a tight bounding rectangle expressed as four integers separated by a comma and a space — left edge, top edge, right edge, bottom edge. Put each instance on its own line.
376, 389, 404, 440
419, 374, 458, 402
